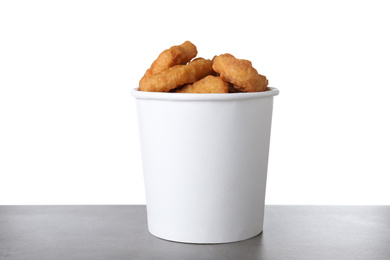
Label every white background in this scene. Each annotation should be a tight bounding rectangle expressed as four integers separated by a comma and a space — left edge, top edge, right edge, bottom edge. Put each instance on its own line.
1, 0, 389, 205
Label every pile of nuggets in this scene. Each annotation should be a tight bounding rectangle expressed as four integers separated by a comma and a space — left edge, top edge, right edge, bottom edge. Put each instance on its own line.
139, 41, 269, 93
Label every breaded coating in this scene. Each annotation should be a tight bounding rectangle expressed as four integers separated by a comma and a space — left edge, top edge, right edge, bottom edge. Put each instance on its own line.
212, 54, 268, 92
175, 75, 229, 93
139, 58, 214, 92
143, 41, 197, 78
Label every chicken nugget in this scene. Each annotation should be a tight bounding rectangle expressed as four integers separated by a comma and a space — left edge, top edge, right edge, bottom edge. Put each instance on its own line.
139, 58, 214, 92
175, 75, 229, 93
143, 41, 197, 78
212, 54, 268, 92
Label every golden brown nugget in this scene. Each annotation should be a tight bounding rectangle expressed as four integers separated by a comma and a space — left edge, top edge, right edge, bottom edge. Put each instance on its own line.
143, 41, 197, 78
212, 54, 268, 92
139, 58, 214, 92
175, 75, 229, 93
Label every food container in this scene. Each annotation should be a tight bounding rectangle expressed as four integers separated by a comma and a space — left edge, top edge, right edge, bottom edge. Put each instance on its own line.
131, 87, 279, 243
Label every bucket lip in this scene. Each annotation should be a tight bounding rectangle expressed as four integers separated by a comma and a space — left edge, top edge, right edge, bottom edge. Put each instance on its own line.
131, 87, 279, 101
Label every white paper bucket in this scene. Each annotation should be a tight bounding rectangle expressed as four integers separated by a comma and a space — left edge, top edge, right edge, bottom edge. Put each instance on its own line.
131, 87, 279, 244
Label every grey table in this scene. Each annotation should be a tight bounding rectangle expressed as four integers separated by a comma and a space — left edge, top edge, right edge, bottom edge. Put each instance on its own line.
0, 206, 389, 260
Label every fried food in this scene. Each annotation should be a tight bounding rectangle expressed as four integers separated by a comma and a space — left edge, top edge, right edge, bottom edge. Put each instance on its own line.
175, 75, 229, 93
212, 54, 268, 92
139, 58, 214, 92
143, 41, 197, 78
138, 42, 270, 93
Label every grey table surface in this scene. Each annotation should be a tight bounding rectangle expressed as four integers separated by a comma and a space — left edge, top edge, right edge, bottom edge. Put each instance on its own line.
0, 206, 389, 260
